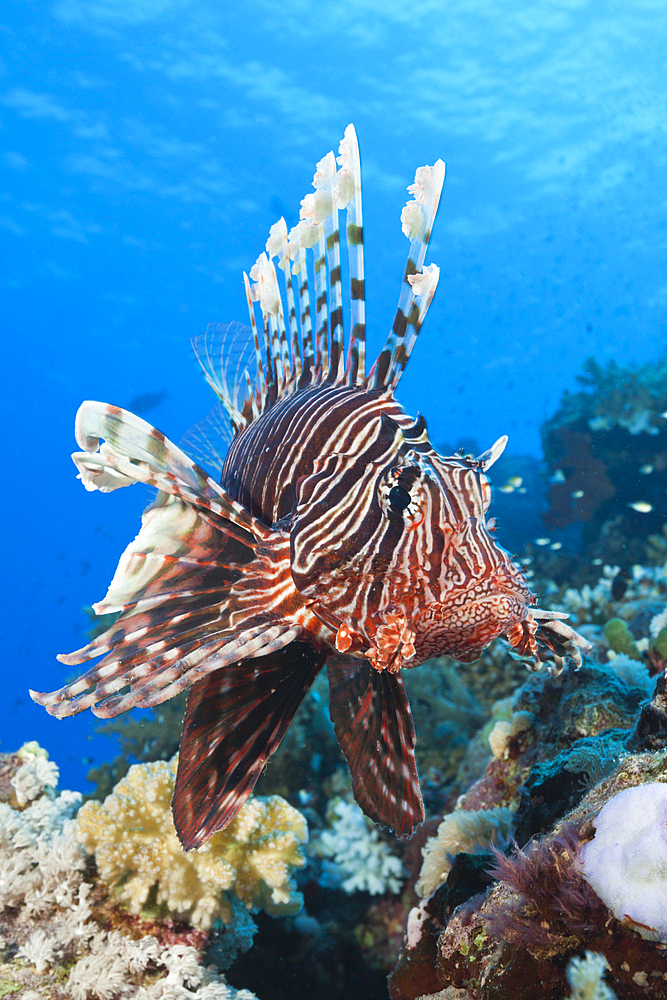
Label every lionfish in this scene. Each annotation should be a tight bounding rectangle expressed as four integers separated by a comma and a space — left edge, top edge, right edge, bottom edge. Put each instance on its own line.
32, 126, 590, 849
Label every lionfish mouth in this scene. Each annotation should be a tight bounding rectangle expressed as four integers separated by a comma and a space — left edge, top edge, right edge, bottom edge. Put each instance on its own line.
412, 591, 529, 660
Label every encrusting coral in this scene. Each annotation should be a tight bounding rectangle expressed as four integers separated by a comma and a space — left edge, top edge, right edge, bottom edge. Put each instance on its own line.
577, 782, 667, 942
75, 756, 308, 930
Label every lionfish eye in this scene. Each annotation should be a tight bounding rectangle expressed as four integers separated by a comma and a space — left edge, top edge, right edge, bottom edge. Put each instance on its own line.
379, 463, 424, 526
389, 485, 411, 512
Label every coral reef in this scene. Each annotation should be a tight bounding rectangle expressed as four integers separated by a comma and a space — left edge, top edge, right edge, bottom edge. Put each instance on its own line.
540, 355, 667, 564
391, 749, 667, 999
0, 748, 261, 999
415, 807, 513, 900
25, 353, 667, 997
577, 782, 667, 942
87, 693, 186, 800
76, 757, 308, 930
388, 545, 667, 1000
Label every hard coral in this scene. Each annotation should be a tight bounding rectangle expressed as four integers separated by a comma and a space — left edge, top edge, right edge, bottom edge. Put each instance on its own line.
314, 799, 404, 895
76, 757, 308, 930
0, 746, 262, 1000
416, 807, 513, 900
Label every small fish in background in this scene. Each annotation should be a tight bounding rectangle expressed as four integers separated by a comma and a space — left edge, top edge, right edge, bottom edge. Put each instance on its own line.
126, 390, 169, 414
571, 489, 585, 498
31, 126, 591, 850
499, 474, 523, 493
611, 567, 630, 602
628, 501, 653, 513
639, 464, 653, 475
535, 537, 551, 546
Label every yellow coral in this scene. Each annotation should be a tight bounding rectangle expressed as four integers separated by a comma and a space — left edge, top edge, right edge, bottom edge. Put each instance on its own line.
75, 758, 307, 929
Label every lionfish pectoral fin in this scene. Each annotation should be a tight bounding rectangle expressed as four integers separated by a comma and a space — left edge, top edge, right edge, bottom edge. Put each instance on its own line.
173, 641, 326, 850
30, 401, 300, 720
71, 401, 268, 541
505, 609, 593, 674
326, 654, 424, 837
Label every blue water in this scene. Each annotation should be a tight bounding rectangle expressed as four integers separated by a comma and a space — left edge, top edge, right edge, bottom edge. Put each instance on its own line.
3, 0, 667, 791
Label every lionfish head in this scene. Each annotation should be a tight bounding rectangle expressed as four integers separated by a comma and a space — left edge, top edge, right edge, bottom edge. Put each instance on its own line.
289, 401, 533, 673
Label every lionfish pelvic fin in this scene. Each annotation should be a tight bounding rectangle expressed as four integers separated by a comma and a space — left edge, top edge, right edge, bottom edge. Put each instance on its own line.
173, 642, 326, 850
326, 654, 425, 837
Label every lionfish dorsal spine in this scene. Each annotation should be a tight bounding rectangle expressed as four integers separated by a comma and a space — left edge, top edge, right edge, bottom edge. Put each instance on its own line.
314, 226, 329, 380
338, 125, 366, 385
242, 271, 268, 419
295, 245, 315, 376
268, 217, 303, 384
235, 126, 444, 422
322, 168, 345, 382
370, 159, 446, 391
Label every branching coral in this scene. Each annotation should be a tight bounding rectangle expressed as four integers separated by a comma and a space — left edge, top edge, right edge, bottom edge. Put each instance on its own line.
75, 757, 308, 929
66, 936, 259, 1000
565, 951, 617, 1000
313, 799, 404, 895
11, 741, 59, 807
0, 745, 263, 999
0, 788, 85, 914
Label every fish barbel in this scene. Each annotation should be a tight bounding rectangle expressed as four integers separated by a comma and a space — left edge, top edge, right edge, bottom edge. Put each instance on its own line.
31, 126, 590, 848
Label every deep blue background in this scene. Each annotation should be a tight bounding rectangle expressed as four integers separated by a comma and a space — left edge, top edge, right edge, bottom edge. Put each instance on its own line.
2, 0, 666, 790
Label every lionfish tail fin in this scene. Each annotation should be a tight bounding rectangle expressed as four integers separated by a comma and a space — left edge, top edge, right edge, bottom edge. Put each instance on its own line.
173, 642, 325, 849
326, 655, 425, 837
371, 159, 445, 390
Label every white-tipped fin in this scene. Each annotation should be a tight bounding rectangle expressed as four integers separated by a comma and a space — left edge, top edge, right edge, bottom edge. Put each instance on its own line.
370, 158, 446, 391
205, 126, 446, 431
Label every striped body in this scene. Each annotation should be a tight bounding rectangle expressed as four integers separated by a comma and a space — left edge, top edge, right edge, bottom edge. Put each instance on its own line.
223, 382, 533, 670
31, 126, 590, 848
